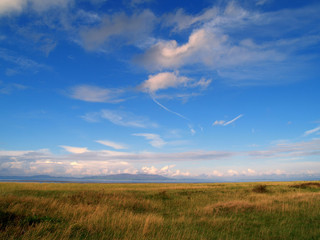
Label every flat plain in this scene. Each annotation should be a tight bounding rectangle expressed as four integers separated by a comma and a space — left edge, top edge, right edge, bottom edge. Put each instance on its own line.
0, 181, 320, 240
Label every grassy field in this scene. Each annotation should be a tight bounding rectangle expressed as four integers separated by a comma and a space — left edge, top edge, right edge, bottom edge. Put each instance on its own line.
0, 181, 320, 240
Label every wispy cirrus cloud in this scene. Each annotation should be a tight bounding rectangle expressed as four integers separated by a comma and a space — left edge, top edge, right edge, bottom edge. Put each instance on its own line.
68, 85, 124, 103
80, 9, 156, 51
0, 0, 73, 15
96, 140, 127, 150
248, 138, 320, 159
0, 48, 48, 74
132, 133, 166, 148
82, 109, 158, 128
213, 114, 244, 126
0, 81, 27, 94
304, 126, 320, 136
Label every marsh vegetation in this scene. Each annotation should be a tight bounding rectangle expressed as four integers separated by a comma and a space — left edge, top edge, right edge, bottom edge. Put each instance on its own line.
0, 181, 319, 239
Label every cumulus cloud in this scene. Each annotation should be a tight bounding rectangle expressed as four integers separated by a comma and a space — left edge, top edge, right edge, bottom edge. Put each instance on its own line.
136, 29, 211, 70
69, 85, 124, 103
80, 9, 156, 50
212, 170, 223, 177
139, 71, 211, 93
140, 165, 189, 177
82, 109, 158, 128
140, 71, 190, 93
227, 169, 239, 176
96, 140, 127, 150
138, 27, 284, 72
137, 2, 320, 84
1, 138, 320, 177
133, 133, 166, 148
0, 148, 233, 176
60, 145, 89, 154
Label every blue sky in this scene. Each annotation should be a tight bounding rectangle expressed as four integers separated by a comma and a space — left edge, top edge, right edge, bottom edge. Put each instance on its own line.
0, 0, 320, 179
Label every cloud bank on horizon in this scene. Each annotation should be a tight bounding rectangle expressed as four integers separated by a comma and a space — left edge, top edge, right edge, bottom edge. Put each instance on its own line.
0, 0, 319, 179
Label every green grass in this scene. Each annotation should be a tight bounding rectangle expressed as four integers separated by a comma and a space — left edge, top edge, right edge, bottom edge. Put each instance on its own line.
0, 181, 320, 239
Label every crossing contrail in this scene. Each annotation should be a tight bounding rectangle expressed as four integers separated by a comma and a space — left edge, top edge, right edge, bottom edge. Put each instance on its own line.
150, 94, 190, 121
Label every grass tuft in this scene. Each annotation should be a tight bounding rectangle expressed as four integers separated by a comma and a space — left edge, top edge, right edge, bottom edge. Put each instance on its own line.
252, 184, 268, 193
290, 182, 320, 189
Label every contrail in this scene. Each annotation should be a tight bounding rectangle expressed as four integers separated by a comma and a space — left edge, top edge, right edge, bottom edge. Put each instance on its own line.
150, 94, 190, 121
223, 114, 243, 126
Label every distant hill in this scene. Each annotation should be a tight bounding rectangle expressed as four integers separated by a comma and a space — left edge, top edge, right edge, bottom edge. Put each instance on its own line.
0, 173, 172, 182
85, 173, 171, 180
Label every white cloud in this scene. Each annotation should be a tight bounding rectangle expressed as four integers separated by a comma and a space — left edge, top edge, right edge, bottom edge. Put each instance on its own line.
1, 139, 320, 177
28, 0, 73, 12
248, 138, 320, 159
0, 48, 48, 73
0, 0, 72, 15
0, 0, 25, 15
213, 114, 243, 126
137, 29, 211, 70
140, 71, 191, 93
138, 3, 320, 85
137, 27, 284, 70
0, 82, 27, 94
212, 170, 223, 177
60, 145, 89, 154
227, 169, 239, 176
223, 114, 244, 126
212, 120, 225, 126
256, 0, 271, 6
96, 140, 127, 150
140, 71, 211, 94
304, 126, 320, 136
141, 166, 158, 174
80, 9, 156, 50
101, 109, 157, 128
69, 85, 124, 103
82, 109, 158, 128
133, 133, 166, 148
139, 27, 284, 72
163, 7, 218, 32
0, 148, 233, 177
130, 0, 153, 6
140, 165, 189, 177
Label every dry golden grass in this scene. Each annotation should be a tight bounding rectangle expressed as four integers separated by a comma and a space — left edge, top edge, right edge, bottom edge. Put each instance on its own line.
0, 181, 320, 239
